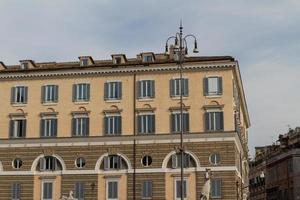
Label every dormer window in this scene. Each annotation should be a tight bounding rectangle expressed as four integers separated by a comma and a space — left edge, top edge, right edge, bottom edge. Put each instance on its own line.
20, 62, 28, 69
81, 58, 88, 66
114, 57, 122, 64
143, 55, 153, 62
78, 56, 94, 67
141, 53, 155, 63
112, 54, 127, 65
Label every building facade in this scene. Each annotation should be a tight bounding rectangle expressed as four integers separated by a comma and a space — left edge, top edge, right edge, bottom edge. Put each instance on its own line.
249, 128, 300, 200
0, 50, 250, 200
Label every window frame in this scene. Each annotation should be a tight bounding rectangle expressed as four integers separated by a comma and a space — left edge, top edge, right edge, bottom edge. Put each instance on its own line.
12, 158, 23, 169
171, 112, 189, 133
12, 86, 28, 104
104, 81, 122, 100
141, 155, 153, 167
170, 78, 189, 97
42, 85, 58, 103
210, 153, 221, 166
205, 111, 224, 131
40, 118, 57, 138
174, 178, 188, 200
137, 113, 155, 134
73, 83, 90, 102
138, 80, 155, 99
141, 180, 153, 199
106, 178, 119, 200
72, 116, 90, 137
75, 157, 86, 169
11, 182, 21, 200
204, 76, 223, 96
41, 179, 54, 200
104, 115, 122, 135
10, 118, 26, 138
74, 182, 85, 200
211, 178, 222, 198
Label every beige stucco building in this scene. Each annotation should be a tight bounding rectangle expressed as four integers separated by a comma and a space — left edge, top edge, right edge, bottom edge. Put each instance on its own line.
0, 49, 250, 199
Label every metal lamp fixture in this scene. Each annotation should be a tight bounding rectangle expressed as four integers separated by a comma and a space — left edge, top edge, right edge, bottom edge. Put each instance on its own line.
164, 21, 199, 200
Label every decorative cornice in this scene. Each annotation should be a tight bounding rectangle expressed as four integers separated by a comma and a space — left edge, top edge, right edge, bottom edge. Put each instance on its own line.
0, 63, 236, 80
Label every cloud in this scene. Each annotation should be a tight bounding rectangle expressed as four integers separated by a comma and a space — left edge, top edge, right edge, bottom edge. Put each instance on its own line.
0, 0, 299, 155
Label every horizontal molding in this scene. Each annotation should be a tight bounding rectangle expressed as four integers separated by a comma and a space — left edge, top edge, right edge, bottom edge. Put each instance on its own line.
0, 63, 235, 80
0, 166, 239, 176
0, 132, 238, 148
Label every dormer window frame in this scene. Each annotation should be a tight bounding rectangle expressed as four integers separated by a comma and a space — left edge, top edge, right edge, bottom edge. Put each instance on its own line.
111, 54, 127, 65
19, 60, 36, 70
78, 56, 94, 67
141, 53, 155, 63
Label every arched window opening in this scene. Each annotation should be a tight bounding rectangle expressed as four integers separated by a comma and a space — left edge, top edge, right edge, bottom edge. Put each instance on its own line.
37, 156, 62, 171
168, 153, 196, 169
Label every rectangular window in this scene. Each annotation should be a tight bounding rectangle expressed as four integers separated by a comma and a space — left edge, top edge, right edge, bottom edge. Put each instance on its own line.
11, 183, 21, 200
170, 78, 188, 97
42, 85, 58, 103
72, 117, 89, 136
107, 180, 118, 200
104, 82, 122, 100
42, 181, 53, 200
171, 113, 189, 133
104, 115, 121, 135
74, 182, 85, 200
211, 179, 222, 198
204, 77, 223, 96
11, 86, 28, 104
40, 118, 57, 137
138, 80, 155, 99
205, 112, 224, 131
138, 114, 155, 134
73, 83, 90, 102
142, 180, 152, 198
10, 119, 26, 138
175, 179, 187, 200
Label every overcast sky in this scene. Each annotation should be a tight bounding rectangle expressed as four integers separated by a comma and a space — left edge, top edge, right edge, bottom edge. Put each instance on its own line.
0, 0, 299, 156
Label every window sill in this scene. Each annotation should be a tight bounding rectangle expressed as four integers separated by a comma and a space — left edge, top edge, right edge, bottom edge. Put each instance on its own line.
171, 96, 188, 100
205, 95, 222, 98
42, 102, 58, 106
73, 101, 90, 105
137, 98, 154, 102
11, 103, 27, 107
105, 99, 121, 103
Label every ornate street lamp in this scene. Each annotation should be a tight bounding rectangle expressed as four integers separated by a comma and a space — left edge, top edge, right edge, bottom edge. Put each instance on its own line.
165, 21, 198, 200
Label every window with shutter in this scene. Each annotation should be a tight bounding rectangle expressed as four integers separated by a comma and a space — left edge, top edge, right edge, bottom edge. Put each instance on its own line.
171, 113, 189, 133
137, 114, 155, 134
105, 81, 122, 100
11, 86, 28, 104
204, 112, 224, 131
10, 119, 26, 138
104, 115, 121, 135
72, 117, 89, 136
73, 83, 90, 102
42, 181, 53, 200
41, 118, 57, 137
42, 85, 59, 103
204, 77, 223, 96
170, 78, 188, 97
138, 80, 155, 99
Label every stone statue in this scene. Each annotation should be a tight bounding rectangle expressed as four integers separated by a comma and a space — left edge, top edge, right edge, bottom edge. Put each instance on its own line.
60, 190, 78, 200
200, 169, 211, 200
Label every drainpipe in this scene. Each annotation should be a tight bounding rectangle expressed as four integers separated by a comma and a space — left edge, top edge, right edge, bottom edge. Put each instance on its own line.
133, 73, 137, 200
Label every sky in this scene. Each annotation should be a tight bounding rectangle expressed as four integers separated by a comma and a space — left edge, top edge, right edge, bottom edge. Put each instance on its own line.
0, 0, 299, 156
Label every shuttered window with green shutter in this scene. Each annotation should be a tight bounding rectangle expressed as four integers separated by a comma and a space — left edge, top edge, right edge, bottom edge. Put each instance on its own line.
42, 85, 58, 103
205, 112, 224, 131
171, 113, 189, 133
138, 80, 155, 99
170, 78, 188, 97
204, 77, 223, 96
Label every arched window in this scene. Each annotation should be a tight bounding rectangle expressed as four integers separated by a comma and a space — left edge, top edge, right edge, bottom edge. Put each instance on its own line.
101, 155, 128, 170
37, 156, 62, 171
168, 152, 196, 169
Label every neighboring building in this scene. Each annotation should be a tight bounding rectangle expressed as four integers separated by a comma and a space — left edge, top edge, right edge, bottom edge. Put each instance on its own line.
249, 127, 300, 200
0, 47, 250, 199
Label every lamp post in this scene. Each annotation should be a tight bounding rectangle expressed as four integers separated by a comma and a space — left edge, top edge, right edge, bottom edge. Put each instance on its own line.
165, 22, 198, 200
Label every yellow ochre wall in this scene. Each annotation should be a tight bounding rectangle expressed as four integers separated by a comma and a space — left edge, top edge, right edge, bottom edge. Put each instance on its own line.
0, 69, 236, 139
